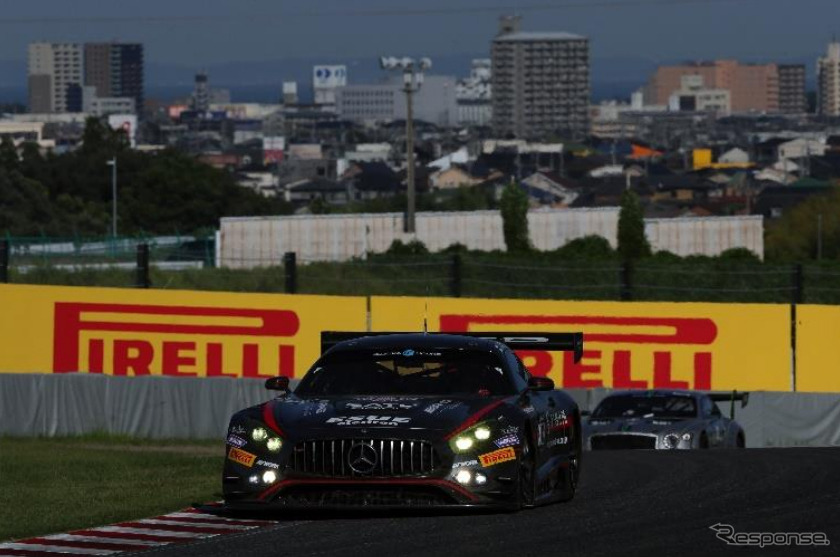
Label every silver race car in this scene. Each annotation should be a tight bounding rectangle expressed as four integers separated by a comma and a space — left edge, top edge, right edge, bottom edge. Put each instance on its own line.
583, 390, 748, 450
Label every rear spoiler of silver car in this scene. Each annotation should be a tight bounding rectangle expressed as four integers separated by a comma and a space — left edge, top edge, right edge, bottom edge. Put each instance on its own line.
321, 331, 584, 363
709, 391, 749, 419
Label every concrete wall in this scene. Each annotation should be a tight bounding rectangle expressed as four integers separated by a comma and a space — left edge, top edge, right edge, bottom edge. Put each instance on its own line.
219, 210, 764, 267
1, 374, 836, 448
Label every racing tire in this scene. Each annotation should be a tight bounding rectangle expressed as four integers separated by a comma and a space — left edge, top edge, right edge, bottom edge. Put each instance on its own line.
517, 437, 537, 509
557, 415, 581, 502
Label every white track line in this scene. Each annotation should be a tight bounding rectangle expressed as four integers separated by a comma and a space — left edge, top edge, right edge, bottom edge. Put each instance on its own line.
163, 512, 273, 524
0, 542, 118, 554
92, 526, 211, 539
133, 519, 253, 530
43, 534, 169, 546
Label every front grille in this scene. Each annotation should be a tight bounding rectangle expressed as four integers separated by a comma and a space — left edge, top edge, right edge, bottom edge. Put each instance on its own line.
591, 434, 657, 450
289, 439, 440, 477
276, 486, 455, 507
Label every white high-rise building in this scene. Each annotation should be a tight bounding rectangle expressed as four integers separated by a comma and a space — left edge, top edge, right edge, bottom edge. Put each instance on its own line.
818, 41, 840, 116
456, 59, 492, 126
28, 42, 84, 113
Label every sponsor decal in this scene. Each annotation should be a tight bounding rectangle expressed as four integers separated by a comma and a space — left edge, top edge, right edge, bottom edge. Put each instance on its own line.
346, 402, 417, 410
257, 459, 280, 469
372, 351, 442, 358
494, 434, 520, 448
228, 447, 257, 467
326, 415, 411, 426
304, 400, 331, 416
500, 425, 520, 436
53, 302, 299, 377
226, 434, 247, 448
478, 447, 516, 467
229, 425, 247, 435
355, 396, 422, 402
546, 436, 568, 448
537, 410, 568, 446
440, 313, 719, 390
424, 400, 460, 414
452, 459, 479, 468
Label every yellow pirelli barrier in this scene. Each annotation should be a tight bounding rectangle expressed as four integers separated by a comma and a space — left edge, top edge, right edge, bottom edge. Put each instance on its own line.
3, 284, 835, 392
370, 296, 792, 391
797, 305, 840, 393
0, 284, 366, 378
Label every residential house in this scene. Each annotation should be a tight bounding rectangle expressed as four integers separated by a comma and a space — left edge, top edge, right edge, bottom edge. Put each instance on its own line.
342, 161, 404, 200
755, 184, 833, 219
286, 178, 350, 205
521, 171, 580, 206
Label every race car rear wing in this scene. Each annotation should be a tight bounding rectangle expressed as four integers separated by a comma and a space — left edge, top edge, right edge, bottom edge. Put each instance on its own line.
709, 391, 749, 420
321, 331, 584, 363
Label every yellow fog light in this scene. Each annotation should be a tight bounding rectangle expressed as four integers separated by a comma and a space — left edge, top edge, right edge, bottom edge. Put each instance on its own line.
267, 438, 283, 452
251, 427, 268, 442
474, 427, 491, 440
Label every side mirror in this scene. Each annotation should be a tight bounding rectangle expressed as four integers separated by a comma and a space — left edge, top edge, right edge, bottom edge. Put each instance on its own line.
265, 376, 290, 392
528, 376, 554, 391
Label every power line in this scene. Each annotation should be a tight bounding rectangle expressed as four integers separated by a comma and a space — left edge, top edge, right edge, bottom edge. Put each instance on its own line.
0, 0, 828, 24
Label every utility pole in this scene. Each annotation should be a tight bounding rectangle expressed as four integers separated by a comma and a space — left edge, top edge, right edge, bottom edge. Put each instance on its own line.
405, 83, 416, 232
818, 213, 823, 261
380, 56, 431, 233
106, 157, 118, 238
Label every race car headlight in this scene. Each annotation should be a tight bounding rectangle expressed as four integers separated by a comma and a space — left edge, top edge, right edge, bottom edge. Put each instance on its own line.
262, 471, 277, 484
474, 427, 491, 440
455, 470, 472, 484
451, 421, 499, 452
455, 437, 474, 451
251, 427, 269, 442
681, 433, 692, 442
663, 434, 680, 449
266, 437, 283, 452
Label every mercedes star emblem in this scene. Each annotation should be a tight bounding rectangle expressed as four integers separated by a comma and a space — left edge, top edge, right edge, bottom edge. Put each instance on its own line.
347, 442, 378, 474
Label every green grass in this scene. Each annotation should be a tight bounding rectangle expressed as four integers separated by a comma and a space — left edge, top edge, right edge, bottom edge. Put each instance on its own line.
0, 435, 225, 542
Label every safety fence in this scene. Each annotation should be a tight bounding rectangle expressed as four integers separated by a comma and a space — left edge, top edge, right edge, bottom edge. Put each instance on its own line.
4, 240, 840, 305
2, 374, 838, 448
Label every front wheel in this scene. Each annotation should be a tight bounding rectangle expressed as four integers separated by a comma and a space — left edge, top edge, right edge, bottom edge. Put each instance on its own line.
557, 415, 581, 502
517, 438, 537, 508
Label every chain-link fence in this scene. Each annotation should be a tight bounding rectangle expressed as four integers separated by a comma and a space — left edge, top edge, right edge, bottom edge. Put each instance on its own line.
2, 237, 840, 304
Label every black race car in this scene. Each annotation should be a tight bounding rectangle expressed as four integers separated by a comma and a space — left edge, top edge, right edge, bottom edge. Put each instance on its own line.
222, 332, 584, 510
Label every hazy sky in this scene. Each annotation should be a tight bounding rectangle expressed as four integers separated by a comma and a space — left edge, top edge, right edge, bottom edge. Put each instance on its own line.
0, 0, 837, 66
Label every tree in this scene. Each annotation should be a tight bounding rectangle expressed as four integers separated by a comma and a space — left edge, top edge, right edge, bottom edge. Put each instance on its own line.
765, 188, 840, 261
500, 181, 530, 252
617, 189, 651, 261
0, 136, 18, 170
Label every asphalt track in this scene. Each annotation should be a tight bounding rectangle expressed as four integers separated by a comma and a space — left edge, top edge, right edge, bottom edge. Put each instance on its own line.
139, 448, 840, 556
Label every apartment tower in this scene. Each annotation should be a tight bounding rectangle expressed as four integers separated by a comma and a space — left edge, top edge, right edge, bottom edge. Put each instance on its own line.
491, 16, 590, 139
818, 41, 840, 116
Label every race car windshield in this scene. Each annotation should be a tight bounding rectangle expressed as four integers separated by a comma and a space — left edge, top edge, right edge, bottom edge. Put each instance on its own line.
593, 396, 698, 419
295, 350, 515, 396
